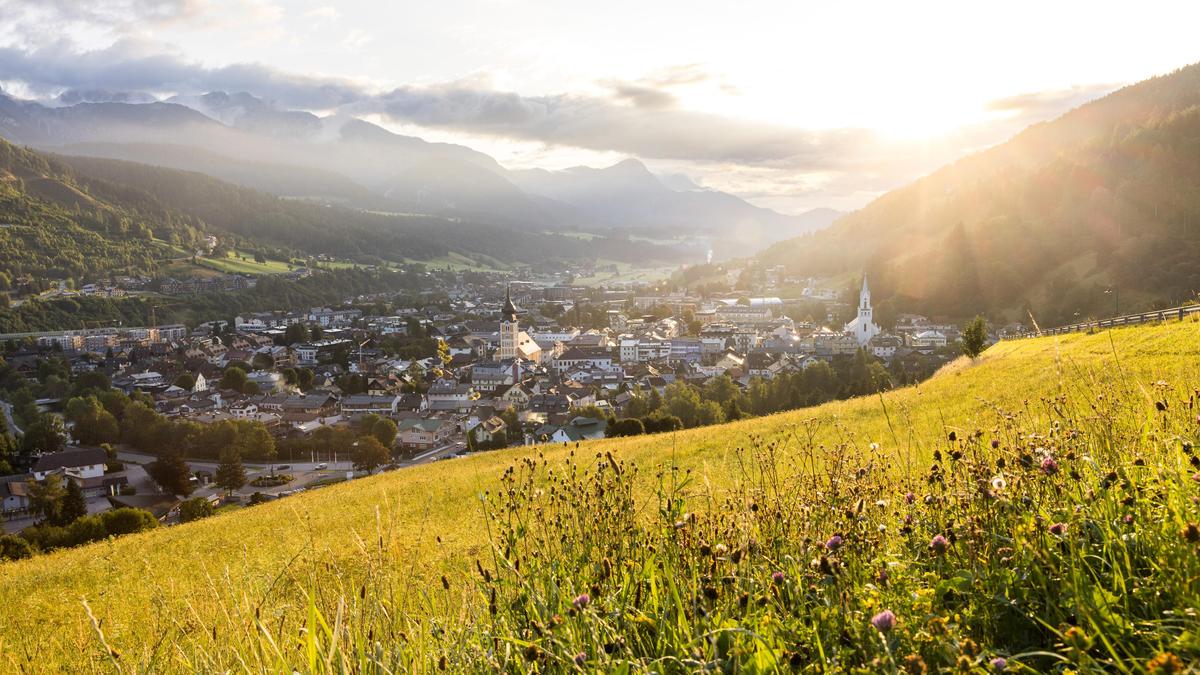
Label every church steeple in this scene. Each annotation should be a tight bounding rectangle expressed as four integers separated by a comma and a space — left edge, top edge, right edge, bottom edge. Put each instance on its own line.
502, 285, 518, 323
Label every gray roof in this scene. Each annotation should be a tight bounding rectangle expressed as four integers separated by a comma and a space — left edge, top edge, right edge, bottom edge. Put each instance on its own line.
33, 448, 107, 472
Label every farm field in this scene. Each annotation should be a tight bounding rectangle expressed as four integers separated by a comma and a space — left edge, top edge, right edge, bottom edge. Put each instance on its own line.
1, 319, 1199, 671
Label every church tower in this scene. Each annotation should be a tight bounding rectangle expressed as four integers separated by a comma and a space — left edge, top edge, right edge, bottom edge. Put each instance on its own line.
498, 285, 519, 361
845, 276, 880, 346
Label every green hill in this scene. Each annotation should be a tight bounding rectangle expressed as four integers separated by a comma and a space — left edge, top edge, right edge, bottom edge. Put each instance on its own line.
0, 138, 211, 289
760, 63, 1200, 325
1, 318, 1198, 671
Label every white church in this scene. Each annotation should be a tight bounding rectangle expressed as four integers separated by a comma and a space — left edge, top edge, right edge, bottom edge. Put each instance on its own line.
844, 276, 881, 347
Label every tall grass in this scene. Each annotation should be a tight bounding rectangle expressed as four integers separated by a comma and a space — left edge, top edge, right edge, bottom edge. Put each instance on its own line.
172, 371, 1199, 672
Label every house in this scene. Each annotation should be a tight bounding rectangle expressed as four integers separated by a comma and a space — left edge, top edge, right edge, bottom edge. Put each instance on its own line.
534, 416, 608, 444
340, 394, 399, 419
553, 347, 614, 371
1, 475, 30, 515
281, 393, 338, 415
32, 448, 108, 482
869, 335, 903, 360
397, 418, 457, 450
909, 330, 948, 348
468, 416, 508, 448
494, 383, 532, 410
229, 402, 259, 419
426, 382, 475, 412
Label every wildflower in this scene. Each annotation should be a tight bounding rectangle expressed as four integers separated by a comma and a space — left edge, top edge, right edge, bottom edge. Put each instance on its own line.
573, 652, 587, 667
714, 543, 728, 555
1063, 626, 1091, 650
930, 534, 950, 555
826, 534, 844, 551
871, 609, 896, 633
990, 475, 1006, 491
870, 442, 880, 451
1049, 522, 1066, 536
1041, 456, 1059, 475
991, 439, 1001, 449
572, 593, 591, 610
1124, 514, 1134, 525
876, 567, 889, 585
771, 571, 786, 584
902, 654, 928, 674
1184, 523, 1200, 543
989, 657, 1008, 672
905, 492, 915, 504
1147, 652, 1184, 674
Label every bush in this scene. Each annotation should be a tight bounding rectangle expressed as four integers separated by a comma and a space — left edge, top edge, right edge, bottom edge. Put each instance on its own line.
66, 516, 108, 546
0, 534, 32, 561
249, 474, 293, 487
178, 497, 215, 523
606, 417, 646, 438
641, 414, 683, 433
99, 508, 158, 536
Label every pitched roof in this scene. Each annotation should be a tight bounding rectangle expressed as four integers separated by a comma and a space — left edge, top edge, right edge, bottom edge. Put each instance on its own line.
33, 448, 107, 472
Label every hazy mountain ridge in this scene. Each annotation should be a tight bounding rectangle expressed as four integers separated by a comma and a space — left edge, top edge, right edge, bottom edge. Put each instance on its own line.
0, 90, 831, 251
759, 62, 1200, 324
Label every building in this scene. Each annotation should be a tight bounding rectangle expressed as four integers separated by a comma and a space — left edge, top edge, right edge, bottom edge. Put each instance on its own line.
32, 448, 107, 482
497, 286, 543, 363
397, 418, 456, 450
844, 277, 881, 347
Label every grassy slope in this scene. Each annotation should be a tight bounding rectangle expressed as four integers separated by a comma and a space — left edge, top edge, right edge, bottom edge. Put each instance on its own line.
2, 320, 1198, 669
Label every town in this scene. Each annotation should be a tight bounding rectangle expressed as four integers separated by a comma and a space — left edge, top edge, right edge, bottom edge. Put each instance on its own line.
0, 266, 993, 548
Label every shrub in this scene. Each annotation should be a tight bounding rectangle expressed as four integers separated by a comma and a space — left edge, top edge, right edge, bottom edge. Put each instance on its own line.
66, 516, 108, 546
178, 497, 215, 523
99, 508, 158, 536
0, 534, 32, 561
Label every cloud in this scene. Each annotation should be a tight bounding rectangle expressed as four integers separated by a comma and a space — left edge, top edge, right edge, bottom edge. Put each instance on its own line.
360, 82, 875, 166
0, 37, 366, 109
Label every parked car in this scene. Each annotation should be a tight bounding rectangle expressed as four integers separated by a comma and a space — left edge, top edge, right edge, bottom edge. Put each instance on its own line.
315, 463, 328, 470
276, 464, 291, 471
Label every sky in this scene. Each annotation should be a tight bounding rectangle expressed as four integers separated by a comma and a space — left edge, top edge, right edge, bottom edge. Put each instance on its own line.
0, 0, 1198, 213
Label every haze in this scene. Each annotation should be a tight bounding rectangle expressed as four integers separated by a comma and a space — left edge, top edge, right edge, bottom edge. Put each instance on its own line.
1, 0, 1198, 212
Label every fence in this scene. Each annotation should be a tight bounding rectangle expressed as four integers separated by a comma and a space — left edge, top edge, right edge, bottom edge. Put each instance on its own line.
1016, 304, 1200, 338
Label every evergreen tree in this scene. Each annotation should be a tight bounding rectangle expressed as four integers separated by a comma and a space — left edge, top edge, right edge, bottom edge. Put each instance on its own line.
962, 315, 988, 359
58, 479, 88, 525
215, 447, 246, 494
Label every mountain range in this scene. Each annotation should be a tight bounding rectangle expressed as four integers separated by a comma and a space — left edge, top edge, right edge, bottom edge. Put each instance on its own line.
0, 91, 839, 259
759, 62, 1200, 325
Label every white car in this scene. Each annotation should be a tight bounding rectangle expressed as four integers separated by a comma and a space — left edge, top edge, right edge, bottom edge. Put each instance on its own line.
315, 463, 328, 470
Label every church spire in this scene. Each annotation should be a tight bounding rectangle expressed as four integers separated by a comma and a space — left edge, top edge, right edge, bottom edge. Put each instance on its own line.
502, 284, 518, 322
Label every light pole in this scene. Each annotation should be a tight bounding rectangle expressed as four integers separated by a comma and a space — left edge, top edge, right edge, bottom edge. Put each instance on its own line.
1105, 287, 1119, 318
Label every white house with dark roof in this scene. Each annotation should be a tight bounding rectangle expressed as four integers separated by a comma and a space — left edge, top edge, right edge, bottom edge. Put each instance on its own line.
32, 448, 107, 482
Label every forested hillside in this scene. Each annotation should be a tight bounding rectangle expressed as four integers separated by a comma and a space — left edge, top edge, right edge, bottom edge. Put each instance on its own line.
0, 139, 208, 291
761, 63, 1200, 324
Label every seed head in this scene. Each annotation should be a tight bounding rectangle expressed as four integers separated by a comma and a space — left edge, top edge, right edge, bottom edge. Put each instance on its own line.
825, 534, 844, 551
572, 593, 590, 610
1048, 522, 1066, 536
771, 571, 786, 584
1183, 522, 1200, 543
